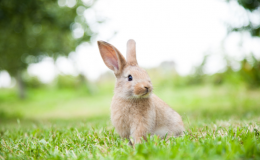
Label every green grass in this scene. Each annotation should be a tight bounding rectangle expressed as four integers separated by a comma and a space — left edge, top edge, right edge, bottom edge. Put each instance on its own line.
0, 84, 260, 159
0, 118, 259, 159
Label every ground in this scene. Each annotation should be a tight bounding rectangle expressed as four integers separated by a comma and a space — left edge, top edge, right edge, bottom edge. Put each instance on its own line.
0, 85, 260, 159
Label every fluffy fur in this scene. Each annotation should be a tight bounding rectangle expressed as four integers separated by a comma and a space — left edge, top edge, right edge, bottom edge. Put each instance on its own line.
97, 39, 185, 145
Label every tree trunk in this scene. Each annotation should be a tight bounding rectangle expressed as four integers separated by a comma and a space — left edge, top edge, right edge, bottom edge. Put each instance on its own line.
16, 71, 26, 99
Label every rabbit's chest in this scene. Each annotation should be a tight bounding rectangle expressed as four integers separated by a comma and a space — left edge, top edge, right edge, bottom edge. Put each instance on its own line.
110, 101, 155, 137
110, 104, 132, 137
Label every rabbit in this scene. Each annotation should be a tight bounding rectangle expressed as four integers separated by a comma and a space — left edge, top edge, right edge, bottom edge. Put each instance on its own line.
97, 39, 185, 146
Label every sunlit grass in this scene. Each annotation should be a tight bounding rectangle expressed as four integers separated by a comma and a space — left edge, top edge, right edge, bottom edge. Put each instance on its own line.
0, 84, 260, 159
0, 118, 259, 159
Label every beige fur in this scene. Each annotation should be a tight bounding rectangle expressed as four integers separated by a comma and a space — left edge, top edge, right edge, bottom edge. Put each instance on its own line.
97, 39, 185, 146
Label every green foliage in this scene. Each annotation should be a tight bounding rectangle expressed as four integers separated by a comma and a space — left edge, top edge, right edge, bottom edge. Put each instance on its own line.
237, 0, 260, 11
55, 74, 97, 96
155, 54, 260, 89
24, 75, 45, 89
206, 54, 260, 88
187, 55, 208, 85
0, 0, 97, 76
227, 0, 260, 37
239, 54, 260, 88
56, 74, 83, 89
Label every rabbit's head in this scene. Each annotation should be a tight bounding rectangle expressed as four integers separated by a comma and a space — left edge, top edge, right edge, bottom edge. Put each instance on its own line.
98, 39, 153, 99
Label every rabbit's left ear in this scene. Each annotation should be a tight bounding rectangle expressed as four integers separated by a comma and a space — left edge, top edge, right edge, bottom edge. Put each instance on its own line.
97, 41, 126, 75
126, 39, 138, 65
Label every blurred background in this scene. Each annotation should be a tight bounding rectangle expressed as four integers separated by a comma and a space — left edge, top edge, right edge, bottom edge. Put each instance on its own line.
0, 0, 259, 122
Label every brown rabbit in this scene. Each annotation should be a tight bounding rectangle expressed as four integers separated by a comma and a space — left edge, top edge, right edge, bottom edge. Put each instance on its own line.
97, 39, 185, 146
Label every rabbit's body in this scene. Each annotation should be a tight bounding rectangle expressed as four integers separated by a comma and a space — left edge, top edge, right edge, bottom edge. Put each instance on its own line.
111, 94, 184, 143
97, 40, 185, 145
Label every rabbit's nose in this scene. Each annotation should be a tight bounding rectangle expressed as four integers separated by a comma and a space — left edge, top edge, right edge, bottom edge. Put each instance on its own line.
144, 86, 149, 92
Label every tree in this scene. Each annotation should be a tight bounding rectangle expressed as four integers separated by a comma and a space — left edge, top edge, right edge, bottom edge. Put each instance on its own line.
0, 0, 99, 98
227, 0, 260, 37
226, 0, 260, 88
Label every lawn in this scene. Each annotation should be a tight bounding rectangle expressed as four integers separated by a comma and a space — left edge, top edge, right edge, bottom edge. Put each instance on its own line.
0, 84, 260, 159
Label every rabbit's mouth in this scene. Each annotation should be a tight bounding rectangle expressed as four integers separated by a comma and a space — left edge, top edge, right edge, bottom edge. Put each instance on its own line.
142, 92, 148, 96
141, 91, 151, 97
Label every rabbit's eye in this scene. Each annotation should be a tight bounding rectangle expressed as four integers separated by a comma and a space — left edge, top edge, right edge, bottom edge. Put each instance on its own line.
128, 75, 133, 81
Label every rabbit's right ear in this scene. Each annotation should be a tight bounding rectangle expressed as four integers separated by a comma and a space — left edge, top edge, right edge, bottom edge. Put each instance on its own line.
97, 41, 126, 75
126, 39, 138, 65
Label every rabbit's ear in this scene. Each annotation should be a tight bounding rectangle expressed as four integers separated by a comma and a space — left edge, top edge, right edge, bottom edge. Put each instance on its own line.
126, 39, 138, 65
98, 41, 126, 74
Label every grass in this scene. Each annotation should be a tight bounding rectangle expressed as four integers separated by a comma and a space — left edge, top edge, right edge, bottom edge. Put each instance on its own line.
1, 118, 259, 159
0, 84, 260, 159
